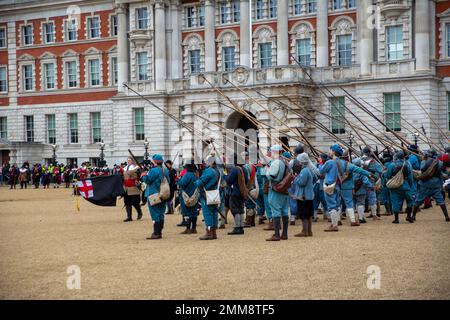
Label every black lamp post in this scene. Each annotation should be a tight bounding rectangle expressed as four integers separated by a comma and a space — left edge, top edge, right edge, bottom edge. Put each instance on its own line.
144, 138, 150, 161
51, 144, 57, 164
99, 140, 105, 167
348, 132, 354, 161
413, 132, 419, 147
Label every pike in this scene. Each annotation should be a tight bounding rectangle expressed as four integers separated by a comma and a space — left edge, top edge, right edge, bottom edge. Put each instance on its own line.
124, 83, 236, 161
400, 79, 450, 145
222, 76, 310, 148
199, 74, 295, 152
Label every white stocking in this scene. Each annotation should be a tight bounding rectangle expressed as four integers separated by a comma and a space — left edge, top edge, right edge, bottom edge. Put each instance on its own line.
346, 208, 356, 223
357, 205, 365, 220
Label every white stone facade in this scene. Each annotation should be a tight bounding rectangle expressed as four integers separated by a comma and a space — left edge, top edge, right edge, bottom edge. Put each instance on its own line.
0, 0, 449, 167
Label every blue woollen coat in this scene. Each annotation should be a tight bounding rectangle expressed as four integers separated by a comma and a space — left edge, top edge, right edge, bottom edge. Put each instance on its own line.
385, 160, 414, 212
292, 166, 315, 201
177, 171, 199, 218
267, 159, 289, 218
195, 167, 220, 228
142, 165, 170, 222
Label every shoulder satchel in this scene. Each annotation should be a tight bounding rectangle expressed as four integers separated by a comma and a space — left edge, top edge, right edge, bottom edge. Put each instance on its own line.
148, 167, 171, 206
386, 163, 406, 189
413, 160, 438, 181
205, 170, 221, 206
272, 160, 294, 195
182, 186, 200, 208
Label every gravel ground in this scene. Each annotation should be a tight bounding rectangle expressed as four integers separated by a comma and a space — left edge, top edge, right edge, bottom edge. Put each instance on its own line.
0, 186, 449, 300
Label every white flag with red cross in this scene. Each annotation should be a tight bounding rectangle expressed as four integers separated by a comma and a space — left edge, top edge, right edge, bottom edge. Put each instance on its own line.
77, 180, 94, 199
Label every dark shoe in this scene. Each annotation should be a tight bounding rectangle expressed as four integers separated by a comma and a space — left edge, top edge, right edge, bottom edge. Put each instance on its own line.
338, 221, 343, 226
350, 222, 360, 227
258, 217, 265, 225
212, 228, 217, 239
218, 224, 226, 229
266, 234, 280, 241
123, 218, 132, 222
324, 225, 339, 232
199, 229, 214, 240
180, 228, 191, 234
146, 233, 162, 240
281, 235, 288, 240
359, 218, 367, 224
228, 227, 244, 235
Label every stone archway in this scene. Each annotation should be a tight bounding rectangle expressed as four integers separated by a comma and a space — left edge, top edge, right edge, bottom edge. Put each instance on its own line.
225, 111, 259, 164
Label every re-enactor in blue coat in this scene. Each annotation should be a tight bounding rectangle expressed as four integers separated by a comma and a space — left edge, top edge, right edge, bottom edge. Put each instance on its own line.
195, 156, 221, 240
177, 163, 199, 234
141, 154, 170, 240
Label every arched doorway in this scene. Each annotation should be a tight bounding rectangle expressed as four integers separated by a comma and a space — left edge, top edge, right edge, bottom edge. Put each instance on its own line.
225, 111, 259, 164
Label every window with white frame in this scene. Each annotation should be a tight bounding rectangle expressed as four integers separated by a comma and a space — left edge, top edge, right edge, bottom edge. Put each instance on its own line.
66, 19, 77, 41
87, 17, 100, 39
186, 7, 196, 28
43, 22, 55, 44
110, 15, 118, 36
297, 39, 311, 67
384, 93, 401, 132
387, 25, 403, 61
0, 66, 6, 92
348, 0, 356, 8
22, 25, 33, 46
22, 64, 33, 91
330, 97, 345, 134
256, 0, 264, 20
25, 115, 34, 142
134, 108, 145, 141
232, 0, 240, 22
293, 0, 301, 15
446, 23, 450, 58
136, 7, 149, 29
220, 2, 228, 24
307, 0, 317, 13
199, 6, 205, 26
88, 59, 100, 86
337, 34, 352, 66
43, 63, 55, 89
136, 52, 148, 80
0, 116, 6, 139
189, 49, 201, 74
68, 113, 78, 144
65, 61, 77, 88
111, 56, 118, 85
0, 27, 6, 48
223, 46, 236, 71
46, 114, 56, 144
269, 0, 277, 18
333, 0, 343, 10
259, 43, 272, 68
91, 112, 101, 143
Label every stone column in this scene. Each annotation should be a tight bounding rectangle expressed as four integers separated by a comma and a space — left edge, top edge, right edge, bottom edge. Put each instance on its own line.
154, 0, 167, 90
277, 0, 289, 65
415, 0, 430, 71
171, 0, 182, 78
116, 3, 128, 92
240, 0, 251, 67
316, 0, 329, 67
204, 0, 216, 72
359, 0, 374, 76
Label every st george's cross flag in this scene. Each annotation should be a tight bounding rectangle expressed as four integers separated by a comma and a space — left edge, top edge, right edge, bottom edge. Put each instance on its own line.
77, 175, 125, 207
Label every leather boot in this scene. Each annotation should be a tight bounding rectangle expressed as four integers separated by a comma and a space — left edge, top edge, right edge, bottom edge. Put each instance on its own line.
180, 217, 191, 234
147, 222, 162, 240
123, 206, 132, 222
136, 205, 143, 220
228, 227, 244, 235
177, 217, 188, 227
264, 219, 274, 231
281, 216, 289, 240
190, 216, 198, 234
258, 216, 265, 225
439, 204, 450, 222
308, 217, 313, 236
324, 224, 339, 232
199, 227, 214, 240
411, 205, 419, 221
295, 219, 309, 237
392, 212, 399, 224
250, 214, 256, 227
266, 217, 281, 241
406, 207, 414, 223
243, 214, 253, 228
212, 227, 217, 239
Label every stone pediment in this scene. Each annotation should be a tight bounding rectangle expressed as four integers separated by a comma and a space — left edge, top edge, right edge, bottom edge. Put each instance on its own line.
61, 49, 78, 57
18, 53, 34, 61
84, 47, 102, 55
39, 51, 56, 60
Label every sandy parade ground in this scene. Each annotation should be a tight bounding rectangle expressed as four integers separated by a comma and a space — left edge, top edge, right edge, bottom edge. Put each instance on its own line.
0, 186, 449, 300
